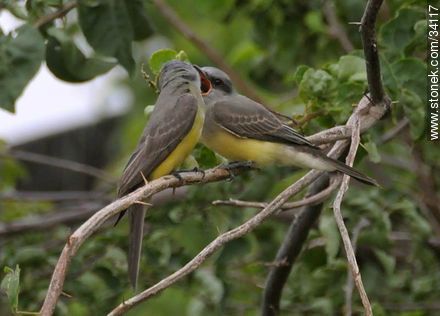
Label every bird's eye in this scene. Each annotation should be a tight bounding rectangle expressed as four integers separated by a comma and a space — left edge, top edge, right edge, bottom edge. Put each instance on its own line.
214, 78, 223, 86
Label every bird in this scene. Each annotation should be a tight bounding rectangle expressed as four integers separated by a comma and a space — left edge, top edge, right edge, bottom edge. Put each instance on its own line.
198, 66, 378, 186
116, 60, 211, 291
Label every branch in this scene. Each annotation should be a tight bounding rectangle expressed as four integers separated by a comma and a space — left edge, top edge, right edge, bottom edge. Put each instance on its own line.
152, 0, 265, 106
360, 0, 388, 103
107, 169, 323, 315
34, 1, 77, 29
0, 202, 104, 237
323, 0, 355, 53
261, 174, 330, 316
212, 176, 341, 210
332, 116, 372, 315
2, 149, 116, 183
344, 217, 370, 316
39, 163, 253, 316
0, 190, 109, 202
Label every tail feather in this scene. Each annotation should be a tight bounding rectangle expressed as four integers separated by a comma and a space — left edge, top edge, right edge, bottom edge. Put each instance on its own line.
323, 156, 379, 187
128, 204, 147, 292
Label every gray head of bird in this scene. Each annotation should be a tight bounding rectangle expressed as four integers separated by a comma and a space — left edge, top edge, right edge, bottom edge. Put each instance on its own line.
197, 66, 235, 103
158, 60, 211, 94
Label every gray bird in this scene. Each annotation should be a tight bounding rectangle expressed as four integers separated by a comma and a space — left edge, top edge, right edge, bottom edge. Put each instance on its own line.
116, 60, 211, 291
199, 66, 378, 186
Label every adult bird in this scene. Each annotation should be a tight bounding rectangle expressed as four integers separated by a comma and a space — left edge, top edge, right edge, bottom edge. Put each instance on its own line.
116, 60, 211, 291
198, 66, 378, 186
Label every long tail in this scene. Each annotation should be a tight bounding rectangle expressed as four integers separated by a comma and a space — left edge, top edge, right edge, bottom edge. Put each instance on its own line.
128, 204, 147, 292
321, 154, 379, 187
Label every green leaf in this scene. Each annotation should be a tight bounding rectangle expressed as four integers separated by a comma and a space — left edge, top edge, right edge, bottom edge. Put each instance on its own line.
46, 28, 115, 82
78, 0, 135, 74
401, 89, 425, 139
319, 215, 340, 263
1, 265, 20, 312
294, 65, 310, 85
149, 49, 179, 75
380, 8, 425, 56
337, 56, 367, 82
0, 24, 44, 112
192, 144, 219, 169
298, 69, 333, 101
364, 137, 381, 163
392, 58, 427, 103
374, 249, 395, 275
124, 0, 153, 41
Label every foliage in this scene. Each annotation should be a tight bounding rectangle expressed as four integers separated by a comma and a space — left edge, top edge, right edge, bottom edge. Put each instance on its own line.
0, 0, 436, 315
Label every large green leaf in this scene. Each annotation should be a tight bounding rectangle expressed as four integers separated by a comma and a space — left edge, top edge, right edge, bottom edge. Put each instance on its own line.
149, 49, 179, 75
1, 265, 20, 312
379, 8, 425, 56
124, 0, 154, 41
392, 58, 427, 103
78, 0, 135, 74
0, 24, 44, 112
46, 28, 115, 82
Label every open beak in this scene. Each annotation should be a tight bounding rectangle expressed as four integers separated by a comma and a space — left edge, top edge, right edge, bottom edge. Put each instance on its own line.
194, 65, 212, 95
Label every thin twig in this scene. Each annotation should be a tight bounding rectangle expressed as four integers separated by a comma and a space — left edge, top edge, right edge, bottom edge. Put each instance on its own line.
0, 190, 108, 202
323, 0, 355, 52
2, 149, 116, 183
35, 1, 77, 29
381, 117, 410, 143
344, 217, 370, 316
261, 174, 330, 316
212, 177, 340, 210
332, 117, 372, 315
0, 202, 104, 237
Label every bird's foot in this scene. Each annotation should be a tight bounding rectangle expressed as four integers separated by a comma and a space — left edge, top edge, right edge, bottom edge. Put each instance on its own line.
220, 161, 254, 181
172, 167, 206, 185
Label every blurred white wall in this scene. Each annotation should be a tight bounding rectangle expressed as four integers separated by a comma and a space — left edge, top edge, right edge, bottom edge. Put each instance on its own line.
0, 11, 132, 145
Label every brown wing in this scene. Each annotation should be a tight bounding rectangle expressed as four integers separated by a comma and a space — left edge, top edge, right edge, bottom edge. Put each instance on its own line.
212, 95, 316, 147
118, 93, 198, 197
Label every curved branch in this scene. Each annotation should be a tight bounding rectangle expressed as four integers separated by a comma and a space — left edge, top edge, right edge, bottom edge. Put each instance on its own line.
261, 174, 330, 316
332, 116, 372, 315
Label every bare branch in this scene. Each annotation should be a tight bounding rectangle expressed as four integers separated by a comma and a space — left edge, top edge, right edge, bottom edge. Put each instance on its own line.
306, 125, 351, 145
381, 117, 410, 143
0, 202, 104, 237
2, 149, 116, 183
360, 0, 389, 104
39, 163, 253, 316
0, 190, 109, 202
35, 1, 77, 29
212, 176, 341, 210
323, 0, 355, 53
345, 217, 370, 316
261, 174, 330, 316
332, 117, 372, 315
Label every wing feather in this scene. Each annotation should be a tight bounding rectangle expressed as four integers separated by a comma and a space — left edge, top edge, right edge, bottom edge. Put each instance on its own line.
118, 94, 198, 197
212, 95, 315, 147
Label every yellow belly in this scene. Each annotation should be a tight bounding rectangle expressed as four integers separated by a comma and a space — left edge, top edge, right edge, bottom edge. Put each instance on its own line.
202, 128, 285, 168
201, 127, 331, 170
150, 109, 204, 180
